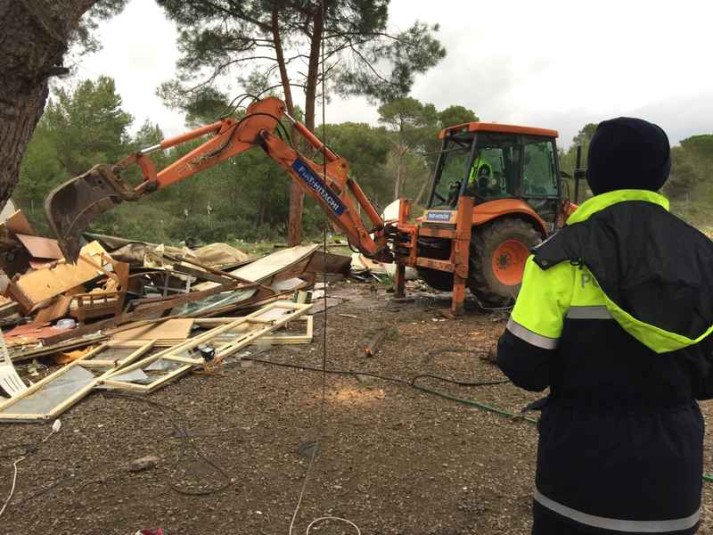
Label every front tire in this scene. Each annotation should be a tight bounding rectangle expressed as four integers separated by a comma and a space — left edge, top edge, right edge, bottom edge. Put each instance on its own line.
467, 219, 541, 307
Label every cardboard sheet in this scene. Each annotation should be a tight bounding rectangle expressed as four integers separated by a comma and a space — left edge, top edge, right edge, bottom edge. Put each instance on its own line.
193, 244, 319, 292
15, 234, 64, 260
111, 319, 195, 344
3, 210, 34, 237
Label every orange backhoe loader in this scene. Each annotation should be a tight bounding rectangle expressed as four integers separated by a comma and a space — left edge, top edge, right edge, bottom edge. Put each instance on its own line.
45, 96, 575, 315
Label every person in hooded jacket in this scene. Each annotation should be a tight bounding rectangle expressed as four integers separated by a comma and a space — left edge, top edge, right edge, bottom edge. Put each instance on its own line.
497, 117, 713, 535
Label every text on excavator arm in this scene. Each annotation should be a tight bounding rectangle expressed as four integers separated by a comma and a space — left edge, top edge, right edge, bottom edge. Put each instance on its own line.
44, 96, 391, 263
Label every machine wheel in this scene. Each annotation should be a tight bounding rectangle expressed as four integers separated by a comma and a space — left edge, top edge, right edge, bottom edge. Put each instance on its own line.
467, 218, 541, 307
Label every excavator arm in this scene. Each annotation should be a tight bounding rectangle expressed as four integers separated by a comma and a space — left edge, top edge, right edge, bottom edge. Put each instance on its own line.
45, 96, 391, 263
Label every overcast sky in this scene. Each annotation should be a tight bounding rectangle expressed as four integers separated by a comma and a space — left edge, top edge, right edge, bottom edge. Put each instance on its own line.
76, 0, 713, 147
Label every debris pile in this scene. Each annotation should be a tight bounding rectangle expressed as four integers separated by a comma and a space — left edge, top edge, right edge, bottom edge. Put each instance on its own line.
0, 210, 351, 422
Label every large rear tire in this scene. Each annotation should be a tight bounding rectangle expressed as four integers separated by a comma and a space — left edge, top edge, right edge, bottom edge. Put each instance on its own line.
467, 218, 541, 307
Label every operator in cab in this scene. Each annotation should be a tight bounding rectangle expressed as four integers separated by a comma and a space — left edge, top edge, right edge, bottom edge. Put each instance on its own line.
497, 118, 713, 534
466, 155, 499, 198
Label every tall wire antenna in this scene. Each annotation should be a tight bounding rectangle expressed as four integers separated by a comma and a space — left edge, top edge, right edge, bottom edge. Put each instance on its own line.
288, 1, 350, 533
319, 0, 329, 434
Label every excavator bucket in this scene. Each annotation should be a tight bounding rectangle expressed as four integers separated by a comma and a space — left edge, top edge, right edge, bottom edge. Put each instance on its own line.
45, 164, 139, 262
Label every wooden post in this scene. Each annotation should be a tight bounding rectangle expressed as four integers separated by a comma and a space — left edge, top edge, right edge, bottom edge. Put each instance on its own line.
451, 196, 474, 316
288, 183, 304, 246
394, 264, 406, 298
365, 328, 388, 357
394, 198, 412, 299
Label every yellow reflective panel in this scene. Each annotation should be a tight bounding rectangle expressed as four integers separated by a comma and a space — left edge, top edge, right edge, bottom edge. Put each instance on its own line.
603, 292, 713, 354
572, 267, 708, 353
510, 257, 574, 340
567, 189, 669, 225
571, 266, 607, 307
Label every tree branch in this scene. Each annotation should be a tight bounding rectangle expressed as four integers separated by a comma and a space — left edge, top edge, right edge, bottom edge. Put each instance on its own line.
325, 30, 412, 46
194, 0, 271, 32
348, 44, 395, 86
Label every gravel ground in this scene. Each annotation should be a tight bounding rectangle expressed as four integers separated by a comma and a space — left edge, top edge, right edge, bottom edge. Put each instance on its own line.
1, 280, 713, 534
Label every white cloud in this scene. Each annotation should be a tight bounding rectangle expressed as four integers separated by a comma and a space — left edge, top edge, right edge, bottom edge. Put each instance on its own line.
76, 0, 184, 137
78, 0, 713, 146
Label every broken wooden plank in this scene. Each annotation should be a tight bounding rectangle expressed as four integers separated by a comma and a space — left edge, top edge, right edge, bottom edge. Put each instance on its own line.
77, 340, 155, 369
39, 281, 246, 346
0, 300, 20, 320
8, 333, 107, 363
195, 316, 313, 346
34, 287, 83, 323
110, 319, 194, 346
15, 234, 64, 260
365, 328, 388, 357
4, 323, 63, 345
69, 291, 123, 323
3, 210, 34, 237
0, 346, 131, 422
101, 302, 312, 394
192, 244, 319, 292
5, 241, 112, 312
171, 263, 238, 285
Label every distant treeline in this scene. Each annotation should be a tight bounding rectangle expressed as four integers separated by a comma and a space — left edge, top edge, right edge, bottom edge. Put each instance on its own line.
15, 76, 713, 245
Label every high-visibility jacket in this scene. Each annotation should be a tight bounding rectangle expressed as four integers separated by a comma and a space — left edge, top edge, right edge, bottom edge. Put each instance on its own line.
468, 156, 492, 187
497, 189, 713, 535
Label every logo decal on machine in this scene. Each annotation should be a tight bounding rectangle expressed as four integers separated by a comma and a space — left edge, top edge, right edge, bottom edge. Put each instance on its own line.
292, 160, 346, 216
426, 210, 455, 223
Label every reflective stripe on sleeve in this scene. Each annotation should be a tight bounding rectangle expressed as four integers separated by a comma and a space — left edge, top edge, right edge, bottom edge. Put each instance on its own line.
506, 318, 559, 350
535, 489, 700, 533
566, 305, 613, 320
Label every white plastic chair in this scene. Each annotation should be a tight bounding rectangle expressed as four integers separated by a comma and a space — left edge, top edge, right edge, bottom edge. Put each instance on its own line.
0, 331, 27, 398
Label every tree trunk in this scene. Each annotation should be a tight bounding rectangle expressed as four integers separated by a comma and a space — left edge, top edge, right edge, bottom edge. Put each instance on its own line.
304, 6, 324, 133
287, 4, 324, 246
273, 5, 304, 247
0, 0, 98, 210
393, 144, 408, 200
393, 154, 402, 200
271, 7, 294, 117
414, 176, 430, 207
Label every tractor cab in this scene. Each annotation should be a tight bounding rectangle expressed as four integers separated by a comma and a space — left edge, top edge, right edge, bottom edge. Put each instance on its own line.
413, 121, 565, 309
427, 122, 562, 228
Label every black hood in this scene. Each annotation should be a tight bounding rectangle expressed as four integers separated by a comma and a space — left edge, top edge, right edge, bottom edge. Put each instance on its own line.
587, 118, 671, 195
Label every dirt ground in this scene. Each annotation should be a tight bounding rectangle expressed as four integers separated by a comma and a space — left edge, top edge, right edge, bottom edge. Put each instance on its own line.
2, 280, 713, 535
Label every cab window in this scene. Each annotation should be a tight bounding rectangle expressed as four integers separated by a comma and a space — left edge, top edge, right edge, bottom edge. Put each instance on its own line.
471, 134, 520, 198
522, 137, 558, 197
429, 135, 472, 207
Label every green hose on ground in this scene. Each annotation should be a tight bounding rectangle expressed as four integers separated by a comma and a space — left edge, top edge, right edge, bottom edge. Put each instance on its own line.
410, 383, 538, 425
408, 384, 713, 484
244, 356, 713, 483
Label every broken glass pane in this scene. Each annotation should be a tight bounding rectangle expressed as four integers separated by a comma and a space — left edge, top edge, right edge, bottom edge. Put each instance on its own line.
0, 366, 95, 416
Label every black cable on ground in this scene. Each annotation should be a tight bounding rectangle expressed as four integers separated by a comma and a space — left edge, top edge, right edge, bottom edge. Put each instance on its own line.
240, 357, 532, 424
243, 354, 713, 482
426, 348, 487, 359
243, 356, 506, 388
102, 392, 233, 497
